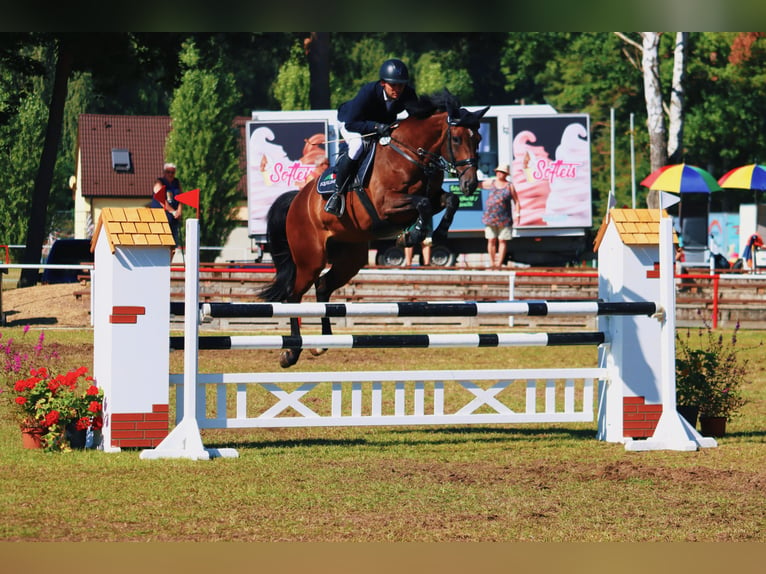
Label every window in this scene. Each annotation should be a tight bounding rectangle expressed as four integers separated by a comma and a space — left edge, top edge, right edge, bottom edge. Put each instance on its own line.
111, 148, 131, 172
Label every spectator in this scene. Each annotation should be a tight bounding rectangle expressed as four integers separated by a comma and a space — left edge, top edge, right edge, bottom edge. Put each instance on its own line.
481, 164, 520, 269
150, 162, 183, 258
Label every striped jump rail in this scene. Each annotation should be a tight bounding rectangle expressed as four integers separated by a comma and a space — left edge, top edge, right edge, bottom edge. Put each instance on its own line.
169, 331, 607, 351
169, 300, 659, 319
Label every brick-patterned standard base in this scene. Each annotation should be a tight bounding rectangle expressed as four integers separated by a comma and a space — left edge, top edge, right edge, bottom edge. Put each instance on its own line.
110, 404, 169, 448
623, 396, 662, 438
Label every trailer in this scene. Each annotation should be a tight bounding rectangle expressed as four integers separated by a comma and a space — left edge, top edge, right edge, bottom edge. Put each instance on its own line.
246, 105, 593, 267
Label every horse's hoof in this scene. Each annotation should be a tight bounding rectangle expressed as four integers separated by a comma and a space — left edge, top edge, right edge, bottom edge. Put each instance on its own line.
309, 347, 328, 357
279, 350, 296, 369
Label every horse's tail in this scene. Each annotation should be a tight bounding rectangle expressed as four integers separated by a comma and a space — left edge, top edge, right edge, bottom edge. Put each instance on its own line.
258, 190, 299, 302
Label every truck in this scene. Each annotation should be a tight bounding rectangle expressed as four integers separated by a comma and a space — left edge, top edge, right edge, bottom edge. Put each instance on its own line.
245, 105, 593, 267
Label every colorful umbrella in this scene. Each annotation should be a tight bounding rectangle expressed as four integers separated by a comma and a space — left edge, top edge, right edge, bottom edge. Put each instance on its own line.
640, 163, 722, 194
717, 164, 766, 191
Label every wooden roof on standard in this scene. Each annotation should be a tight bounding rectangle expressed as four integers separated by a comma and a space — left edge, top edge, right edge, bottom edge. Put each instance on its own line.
91, 207, 175, 254
593, 208, 679, 251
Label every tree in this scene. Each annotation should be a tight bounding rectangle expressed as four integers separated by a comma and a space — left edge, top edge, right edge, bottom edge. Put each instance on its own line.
272, 41, 311, 110
18, 35, 72, 287
413, 51, 474, 101
304, 32, 330, 109
615, 32, 688, 208
164, 40, 242, 261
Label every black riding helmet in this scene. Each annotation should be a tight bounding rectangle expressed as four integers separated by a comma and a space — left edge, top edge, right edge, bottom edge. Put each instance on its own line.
379, 59, 409, 84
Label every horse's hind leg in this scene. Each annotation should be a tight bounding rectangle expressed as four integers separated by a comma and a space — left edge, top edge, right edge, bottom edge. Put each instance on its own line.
308, 242, 368, 357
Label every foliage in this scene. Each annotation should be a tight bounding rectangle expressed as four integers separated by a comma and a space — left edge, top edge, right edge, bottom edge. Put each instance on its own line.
413, 51, 474, 102
165, 39, 243, 261
676, 322, 754, 419
272, 42, 311, 110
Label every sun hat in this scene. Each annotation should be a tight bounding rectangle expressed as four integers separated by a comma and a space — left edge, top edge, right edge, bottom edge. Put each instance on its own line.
494, 164, 510, 175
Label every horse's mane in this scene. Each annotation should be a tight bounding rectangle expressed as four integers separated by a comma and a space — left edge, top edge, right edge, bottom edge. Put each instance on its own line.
405, 89, 462, 119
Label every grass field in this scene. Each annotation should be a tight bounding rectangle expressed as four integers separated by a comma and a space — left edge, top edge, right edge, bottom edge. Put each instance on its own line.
1, 326, 764, 542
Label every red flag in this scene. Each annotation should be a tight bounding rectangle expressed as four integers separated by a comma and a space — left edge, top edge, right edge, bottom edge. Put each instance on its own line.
153, 184, 167, 206
175, 188, 200, 210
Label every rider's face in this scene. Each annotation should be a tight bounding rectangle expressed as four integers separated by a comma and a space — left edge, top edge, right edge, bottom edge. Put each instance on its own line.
382, 81, 405, 100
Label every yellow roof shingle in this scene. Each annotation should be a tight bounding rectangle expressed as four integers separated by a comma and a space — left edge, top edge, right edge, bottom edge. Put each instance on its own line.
593, 208, 679, 251
91, 207, 175, 254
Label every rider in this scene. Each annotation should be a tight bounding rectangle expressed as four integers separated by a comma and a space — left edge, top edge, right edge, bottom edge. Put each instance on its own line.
324, 58, 418, 217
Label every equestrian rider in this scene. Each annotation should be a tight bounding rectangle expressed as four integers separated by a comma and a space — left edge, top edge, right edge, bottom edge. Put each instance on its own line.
324, 58, 418, 217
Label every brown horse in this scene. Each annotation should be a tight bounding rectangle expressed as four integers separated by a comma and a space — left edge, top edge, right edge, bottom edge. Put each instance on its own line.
259, 90, 489, 367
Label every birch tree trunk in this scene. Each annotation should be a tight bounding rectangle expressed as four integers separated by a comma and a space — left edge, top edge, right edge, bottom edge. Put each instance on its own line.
667, 32, 688, 164
642, 32, 666, 209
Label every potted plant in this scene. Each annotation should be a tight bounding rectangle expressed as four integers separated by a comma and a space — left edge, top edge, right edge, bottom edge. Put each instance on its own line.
675, 322, 752, 437
9, 366, 103, 451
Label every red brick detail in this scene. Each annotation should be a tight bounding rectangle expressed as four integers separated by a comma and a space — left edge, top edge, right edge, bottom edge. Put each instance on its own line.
109, 408, 169, 448
623, 396, 662, 438
112, 413, 145, 422
646, 262, 661, 278
112, 306, 146, 315
109, 314, 137, 324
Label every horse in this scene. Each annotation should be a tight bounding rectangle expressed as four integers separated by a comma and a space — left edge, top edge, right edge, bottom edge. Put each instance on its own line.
259, 89, 489, 368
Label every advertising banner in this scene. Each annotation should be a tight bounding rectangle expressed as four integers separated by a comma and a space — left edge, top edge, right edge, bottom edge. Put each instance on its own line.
246, 120, 329, 237
509, 114, 592, 229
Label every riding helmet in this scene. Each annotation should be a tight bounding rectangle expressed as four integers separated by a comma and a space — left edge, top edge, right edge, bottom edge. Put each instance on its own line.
379, 59, 409, 84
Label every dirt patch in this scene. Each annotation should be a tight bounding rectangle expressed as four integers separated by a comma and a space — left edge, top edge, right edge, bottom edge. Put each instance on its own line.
1, 283, 91, 328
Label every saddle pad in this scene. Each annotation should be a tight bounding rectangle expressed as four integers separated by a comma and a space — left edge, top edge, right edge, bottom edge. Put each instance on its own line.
316, 168, 337, 195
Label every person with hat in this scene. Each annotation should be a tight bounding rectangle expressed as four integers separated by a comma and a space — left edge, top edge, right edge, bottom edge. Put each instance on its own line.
324, 58, 419, 217
481, 164, 521, 269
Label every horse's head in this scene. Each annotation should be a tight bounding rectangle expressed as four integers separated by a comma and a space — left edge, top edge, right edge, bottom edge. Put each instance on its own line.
443, 101, 489, 195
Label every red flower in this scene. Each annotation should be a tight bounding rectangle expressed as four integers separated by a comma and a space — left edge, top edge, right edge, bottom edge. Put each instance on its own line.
88, 401, 102, 413
15, 396, 27, 405
91, 416, 103, 430
74, 416, 91, 431
44, 410, 60, 426
86, 385, 100, 396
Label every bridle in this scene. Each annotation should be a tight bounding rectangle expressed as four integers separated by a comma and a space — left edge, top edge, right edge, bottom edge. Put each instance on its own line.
383, 116, 479, 182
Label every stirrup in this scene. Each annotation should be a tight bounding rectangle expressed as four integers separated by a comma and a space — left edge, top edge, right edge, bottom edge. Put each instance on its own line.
324, 192, 345, 217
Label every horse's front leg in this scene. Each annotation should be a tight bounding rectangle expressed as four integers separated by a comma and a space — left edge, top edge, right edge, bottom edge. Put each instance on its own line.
279, 315, 303, 368
432, 191, 459, 243
396, 195, 432, 247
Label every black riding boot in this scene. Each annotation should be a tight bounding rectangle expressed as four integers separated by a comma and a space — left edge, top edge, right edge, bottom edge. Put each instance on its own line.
325, 155, 358, 217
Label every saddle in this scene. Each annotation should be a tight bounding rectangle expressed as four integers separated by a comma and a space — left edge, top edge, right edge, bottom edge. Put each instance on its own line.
316, 141, 377, 196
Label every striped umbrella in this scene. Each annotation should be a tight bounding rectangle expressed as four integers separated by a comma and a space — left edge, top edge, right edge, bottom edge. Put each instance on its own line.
640, 163, 722, 194
717, 164, 766, 191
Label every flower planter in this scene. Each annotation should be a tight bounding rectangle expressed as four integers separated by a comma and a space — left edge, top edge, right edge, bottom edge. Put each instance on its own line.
66, 424, 87, 450
676, 405, 699, 429
21, 427, 45, 449
699, 416, 727, 437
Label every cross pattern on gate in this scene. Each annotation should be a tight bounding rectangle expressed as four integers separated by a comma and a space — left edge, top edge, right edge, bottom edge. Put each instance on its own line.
171, 369, 602, 428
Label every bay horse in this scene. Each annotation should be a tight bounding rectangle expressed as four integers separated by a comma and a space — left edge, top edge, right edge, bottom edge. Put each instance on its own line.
260, 90, 489, 368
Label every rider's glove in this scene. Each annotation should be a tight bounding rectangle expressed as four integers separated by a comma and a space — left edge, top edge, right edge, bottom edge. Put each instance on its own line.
374, 123, 391, 137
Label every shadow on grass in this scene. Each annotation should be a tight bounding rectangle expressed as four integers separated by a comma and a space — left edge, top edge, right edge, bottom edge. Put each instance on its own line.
203, 425, 598, 451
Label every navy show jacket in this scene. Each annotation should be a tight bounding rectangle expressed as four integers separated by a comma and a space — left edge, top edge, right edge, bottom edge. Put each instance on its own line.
338, 81, 418, 135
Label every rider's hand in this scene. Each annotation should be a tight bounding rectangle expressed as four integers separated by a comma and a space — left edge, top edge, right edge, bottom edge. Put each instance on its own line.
374, 123, 391, 137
